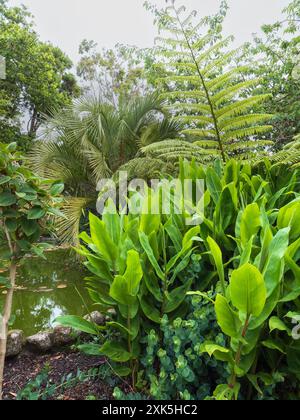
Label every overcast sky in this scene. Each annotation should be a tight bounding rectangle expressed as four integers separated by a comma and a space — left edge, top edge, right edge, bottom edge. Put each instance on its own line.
9, 0, 290, 64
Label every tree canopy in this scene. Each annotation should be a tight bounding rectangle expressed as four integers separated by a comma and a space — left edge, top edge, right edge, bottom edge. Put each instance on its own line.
0, 0, 80, 148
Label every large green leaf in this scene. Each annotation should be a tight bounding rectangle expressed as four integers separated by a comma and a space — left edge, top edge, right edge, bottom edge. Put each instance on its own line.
110, 275, 136, 306
99, 341, 132, 362
215, 294, 240, 338
263, 228, 290, 297
207, 236, 225, 293
206, 167, 222, 205
55, 315, 99, 335
123, 250, 143, 296
139, 295, 161, 323
230, 264, 266, 317
139, 231, 165, 281
240, 203, 261, 247
164, 280, 192, 313
89, 213, 118, 266
278, 202, 300, 242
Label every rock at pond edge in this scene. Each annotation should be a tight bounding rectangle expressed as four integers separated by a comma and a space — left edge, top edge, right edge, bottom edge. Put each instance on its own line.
26, 331, 54, 353
6, 330, 25, 357
53, 325, 80, 346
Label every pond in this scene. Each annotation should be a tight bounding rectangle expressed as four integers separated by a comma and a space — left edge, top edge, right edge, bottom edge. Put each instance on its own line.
0, 248, 92, 336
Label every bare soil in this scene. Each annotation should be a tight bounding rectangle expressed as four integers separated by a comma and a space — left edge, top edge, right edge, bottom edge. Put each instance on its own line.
3, 349, 114, 400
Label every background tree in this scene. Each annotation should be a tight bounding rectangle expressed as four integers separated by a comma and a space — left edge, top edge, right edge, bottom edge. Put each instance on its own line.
240, 0, 300, 148
0, 142, 64, 399
77, 40, 156, 105
0, 0, 80, 149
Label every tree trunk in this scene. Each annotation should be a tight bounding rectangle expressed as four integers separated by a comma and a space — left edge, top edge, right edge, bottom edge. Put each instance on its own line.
0, 225, 16, 401
0, 260, 17, 400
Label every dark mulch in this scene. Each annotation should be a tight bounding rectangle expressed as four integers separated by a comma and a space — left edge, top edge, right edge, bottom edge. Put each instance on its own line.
3, 350, 114, 400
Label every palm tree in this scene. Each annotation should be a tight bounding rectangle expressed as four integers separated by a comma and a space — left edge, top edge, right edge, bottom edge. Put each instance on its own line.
30, 93, 182, 244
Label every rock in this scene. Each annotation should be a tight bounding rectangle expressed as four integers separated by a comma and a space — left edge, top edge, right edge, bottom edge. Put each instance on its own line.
53, 325, 79, 346
6, 330, 24, 357
84, 311, 105, 326
26, 331, 53, 352
105, 308, 117, 321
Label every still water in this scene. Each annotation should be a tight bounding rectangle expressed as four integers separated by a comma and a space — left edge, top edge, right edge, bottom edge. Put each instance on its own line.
0, 248, 92, 336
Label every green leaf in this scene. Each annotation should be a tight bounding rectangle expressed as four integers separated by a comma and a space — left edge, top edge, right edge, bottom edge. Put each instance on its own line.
77, 343, 101, 356
139, 231, 165, 281
50, 182, 64, 196
206, 167, 222, 205
215, 294, 240, 338
99, 341, 131, 362
5, 218, 17, 232
263, 228, 290, 297
164, 280, 192, 313
201, 343, 233, 363
230, 263, 266, 317
0, 192, 16, 206
27, 207, 46, 220
123, 250, 143, 296
54, 315, 99, 335
262, 340, 286, 354
139, 295, 161, 323
112, 366, 131, 377
269, 316, 291, 335
21, 219, 39, 236
110, 275, 136, 306
240, 203, 261, 247
207, 237, 225, 293
89, 213, 118, 267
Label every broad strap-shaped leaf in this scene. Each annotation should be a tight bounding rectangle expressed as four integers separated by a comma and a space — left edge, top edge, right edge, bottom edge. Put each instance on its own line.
230, 263, 266, 317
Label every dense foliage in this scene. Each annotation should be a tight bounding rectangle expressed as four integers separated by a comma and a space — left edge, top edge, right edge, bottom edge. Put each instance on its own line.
0, 0, 79, 148
241, 0, 300, 148
57, 158, 300, 400
29, 94, 181, 245
2, 0, 300, 402
0, 141, 63, 398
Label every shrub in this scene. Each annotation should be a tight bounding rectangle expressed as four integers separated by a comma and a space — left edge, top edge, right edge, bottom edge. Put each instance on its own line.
141, 293, 228, 400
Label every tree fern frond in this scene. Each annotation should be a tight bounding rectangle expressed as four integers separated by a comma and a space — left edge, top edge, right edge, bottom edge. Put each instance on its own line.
225, 140, 274, 152
173, 115, 214, 125
196, 37, 234, 63
181, 129, 217, 139
165, 103, 211, 114
211, 79, 261, 106
220, 114, 273, 131
160, 90, 207, 101
216, 95, 272, 119
223, 125, 273, 141
153, 2, 272, 162
206, 67, 249, 92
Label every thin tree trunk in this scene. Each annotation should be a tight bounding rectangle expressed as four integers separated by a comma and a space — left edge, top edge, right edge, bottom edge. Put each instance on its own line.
0, 228, 16, 400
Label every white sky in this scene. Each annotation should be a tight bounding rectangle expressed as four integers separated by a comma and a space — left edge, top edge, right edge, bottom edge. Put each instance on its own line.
9, 0, 290, 64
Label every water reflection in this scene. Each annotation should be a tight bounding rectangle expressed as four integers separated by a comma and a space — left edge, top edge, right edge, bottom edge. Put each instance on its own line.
0, 249, 91, 336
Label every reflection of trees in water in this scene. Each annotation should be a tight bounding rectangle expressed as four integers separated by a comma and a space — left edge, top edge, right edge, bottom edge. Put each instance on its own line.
1, 250, 91, 336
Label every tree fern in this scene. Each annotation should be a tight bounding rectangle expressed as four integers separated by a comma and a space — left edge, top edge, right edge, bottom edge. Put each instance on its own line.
271, 134, 300, 169
153, 0, 273, 162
